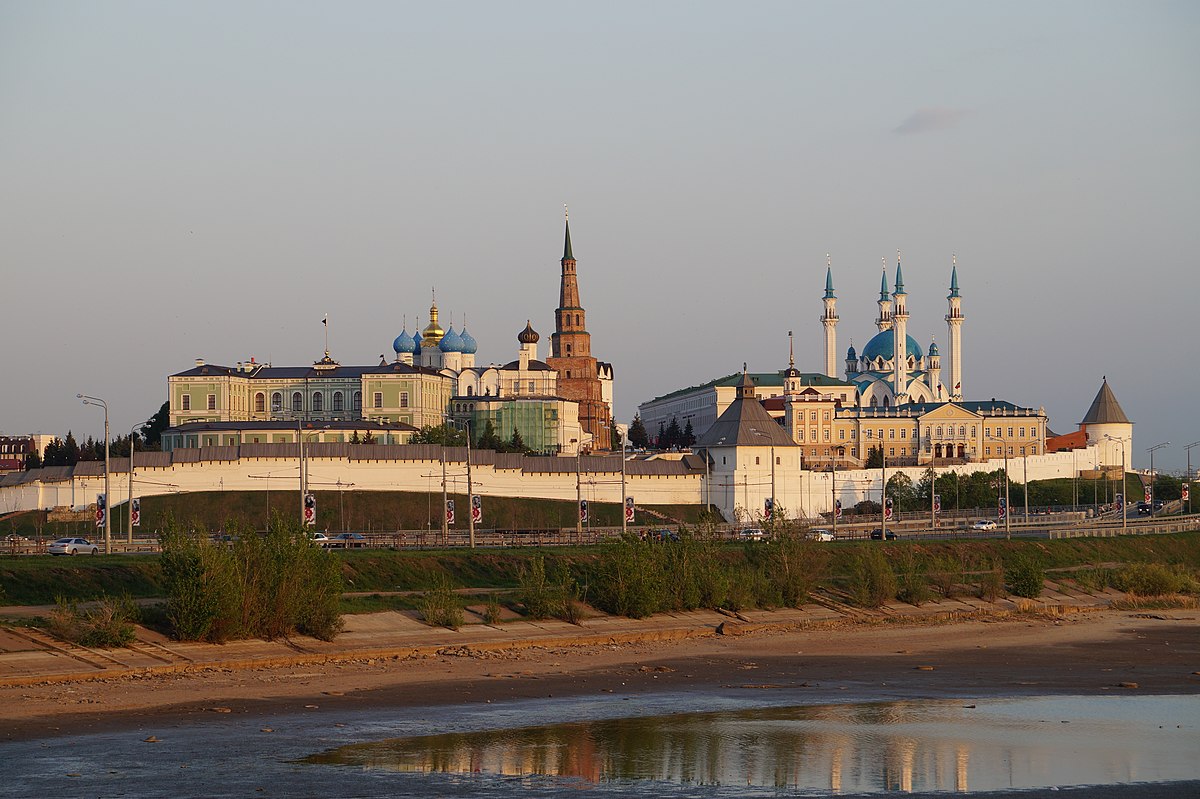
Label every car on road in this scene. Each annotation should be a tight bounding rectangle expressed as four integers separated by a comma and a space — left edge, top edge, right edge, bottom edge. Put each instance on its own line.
869, 528, 898, 540
807, 529, 834, 542
971, 519, 998, 531
329, 532, 368, 548
310, 533, 333, 546
737, 528, 766, 541
1136, 502, 1152, 515
647, 528, 679, 542
48, 537, 99, 555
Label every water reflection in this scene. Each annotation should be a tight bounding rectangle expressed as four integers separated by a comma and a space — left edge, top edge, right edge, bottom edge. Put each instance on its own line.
304, 696, 1199, 793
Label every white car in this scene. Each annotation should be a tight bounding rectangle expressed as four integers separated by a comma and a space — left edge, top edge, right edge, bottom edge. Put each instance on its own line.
807, 529, 835, 542
737, 528, 766, 541
310, 533, 333, 547
971, 519, 998, 531
48, 537, 99, 555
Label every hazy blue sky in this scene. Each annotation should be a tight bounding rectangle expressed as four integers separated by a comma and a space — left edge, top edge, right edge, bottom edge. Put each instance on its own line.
2, 1, 1197, 470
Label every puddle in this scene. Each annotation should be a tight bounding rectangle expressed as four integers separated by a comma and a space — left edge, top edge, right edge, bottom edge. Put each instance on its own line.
303, 695, 1200, 793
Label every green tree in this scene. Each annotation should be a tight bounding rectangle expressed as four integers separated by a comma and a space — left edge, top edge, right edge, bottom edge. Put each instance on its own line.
477, 420, 502, 451
683, 420, 696, 447
349, 431, 361, 445
864, 445, 883, 469
24, 448, 42, 470
628, 414, 649, 449
142, 401, 170, 450
507, 427, 527, 454
886, 472, 918, 512
665, 417, 682, 449
409, 423, 467, 446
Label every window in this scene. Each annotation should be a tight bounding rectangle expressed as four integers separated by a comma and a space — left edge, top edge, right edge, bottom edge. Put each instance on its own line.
575, 313, 580, 326
822, 411, 830, 421
207, 394, 216, 411
353, 391, 362, 411
272, 392, 282, 412
865, 429, 873, 439
399, 392, 409, 409
312, 392, 323, 412
566, 344, 572, 355
850, 430, 856, 439
182, 395, 191, 411
755, 456, 760, 465
373, 392, 383, 409
889, 447, 895, 456
255, 393, 265, 413
936, 425, 943, 438
1019, 427, 1026, 437
889, 429, 895, 439
528, 381, 535, 393
1020, 446, 1026, 455
970, 426, 976, 437
333, 392, 344, 412
775, 456, 780, 465
877, 429, 883, 439
1007, 427, 1014, 437
466, 386, 473, 396
986, 446, 991, 455
292, 392, 303, 412
1007, 446, 1014, 455
823, 430, 830, 442
1031, 444, 1038, 454
839, 430, 845, 440
900, 429, 907, 439
810, 411, 817, 421
959, 425, 966, 437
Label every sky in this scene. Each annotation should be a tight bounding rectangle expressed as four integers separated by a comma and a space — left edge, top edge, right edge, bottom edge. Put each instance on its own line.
1, 1, 1197, 471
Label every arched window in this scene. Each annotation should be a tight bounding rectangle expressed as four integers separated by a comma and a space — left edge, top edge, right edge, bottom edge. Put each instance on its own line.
291, 392, 303, 412
271, 392, 282, 413
255, 393, 265, 413
883, 396, 890, 408
333, 392, 344, 412
958, 425, 966, 437
312, 392, 324, 412
466, 386, 474, 396
575, 313, 580, 326
352, 391, 362, 411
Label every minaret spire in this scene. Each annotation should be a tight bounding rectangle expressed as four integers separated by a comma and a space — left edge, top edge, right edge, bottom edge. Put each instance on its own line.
876, 258, 893, 332
563, 204, 574, 261
892, 250, 910, 403
821, 254, 839, 378
946, 254, 965, 401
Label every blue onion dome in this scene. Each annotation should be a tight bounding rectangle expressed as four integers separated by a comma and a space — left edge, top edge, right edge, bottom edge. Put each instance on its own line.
846, 344, 857, 360
392, 329, 416, 354
928, 340, 939, 357
861, 329, 924, 363
439, 325, 464, 353
458, 327, 478, 354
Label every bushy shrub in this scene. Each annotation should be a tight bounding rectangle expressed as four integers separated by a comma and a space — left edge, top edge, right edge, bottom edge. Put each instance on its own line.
978, 559, 1005, 602
417, 575, 464, 630
895, 550, 932, 606
927, 555, 961, 598
1004, 555, 1045, 599
482, 595, 504, 625
847, 548, 897, 608
48, 594, 137, 648
1112, 563, 1194, 596
158, 513, 343, 643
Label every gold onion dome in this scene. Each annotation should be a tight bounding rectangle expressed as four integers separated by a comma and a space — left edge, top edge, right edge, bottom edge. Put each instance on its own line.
421, 301, 444, 346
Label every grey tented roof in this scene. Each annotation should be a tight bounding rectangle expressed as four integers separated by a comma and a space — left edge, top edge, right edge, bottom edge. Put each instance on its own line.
1080, 379, 1131, 425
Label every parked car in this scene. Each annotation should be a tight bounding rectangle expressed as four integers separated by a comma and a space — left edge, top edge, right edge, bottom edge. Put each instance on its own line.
329, 532, 368, 548
737, 528, 766, 541
48, 537, 99, 556
971, 519, 998, 531
869, 528, 897, 540
808, 529, 834, 542
647, 528, 679, 543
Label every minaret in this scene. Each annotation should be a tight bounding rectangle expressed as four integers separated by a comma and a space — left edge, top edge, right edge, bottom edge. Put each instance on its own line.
927, 338, 942, 399
546, 209, 611, 449
892, 252, 909, 403
876, 259, 893, 332
946, 256, 964, 401
821, 255, 839, 379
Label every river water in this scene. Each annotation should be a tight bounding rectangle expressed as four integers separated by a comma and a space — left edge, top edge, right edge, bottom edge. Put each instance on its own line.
4, 693, 1198, 797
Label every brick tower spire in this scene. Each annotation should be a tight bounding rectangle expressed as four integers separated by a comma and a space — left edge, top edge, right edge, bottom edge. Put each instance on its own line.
547, 210, 611, 450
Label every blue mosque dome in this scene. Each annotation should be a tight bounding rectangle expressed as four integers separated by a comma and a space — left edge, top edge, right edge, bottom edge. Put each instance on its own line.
439, 326, 464, 353
459, 327, 478, 354
392, 329, 416, 354
861, 329, 924, 363
928, 340, 939, 357
846, 344, 857, 360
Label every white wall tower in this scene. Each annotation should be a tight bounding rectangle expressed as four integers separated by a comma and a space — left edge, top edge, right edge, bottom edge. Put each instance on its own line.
821, 255, 839, 379
892, 252, 910, 403
946, 256, 964, 401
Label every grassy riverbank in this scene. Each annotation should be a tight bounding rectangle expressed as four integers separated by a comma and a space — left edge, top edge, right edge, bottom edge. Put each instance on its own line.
2, 531, 1197, 607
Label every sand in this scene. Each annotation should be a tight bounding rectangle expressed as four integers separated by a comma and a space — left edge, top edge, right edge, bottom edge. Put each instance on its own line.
4, 608, 1198, 742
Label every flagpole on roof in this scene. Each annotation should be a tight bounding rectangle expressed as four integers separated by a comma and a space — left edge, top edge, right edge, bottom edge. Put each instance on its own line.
323, 314, 329, 356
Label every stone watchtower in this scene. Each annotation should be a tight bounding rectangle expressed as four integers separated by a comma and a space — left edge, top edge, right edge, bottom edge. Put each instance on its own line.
546, 214, 611, 450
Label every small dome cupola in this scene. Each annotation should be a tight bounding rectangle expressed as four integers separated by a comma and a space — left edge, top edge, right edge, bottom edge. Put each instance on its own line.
518, 320, 540, 345
928, 339, 939, 357
392, 329, 416, 354
459, 327, 478, 354
846, 344, 857, 361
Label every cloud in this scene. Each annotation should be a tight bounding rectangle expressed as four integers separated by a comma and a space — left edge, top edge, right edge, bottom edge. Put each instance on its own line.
893, 107, 972, 135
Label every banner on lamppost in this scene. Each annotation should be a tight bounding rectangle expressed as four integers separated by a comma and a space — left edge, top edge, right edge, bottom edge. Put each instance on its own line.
933, 494, 942, 515
1183, 484, 1190, 502
834, 499, 842, 519
470, 495, 482, 524
884, 497, 893, 521
131, 498, 141, 527
446, 499, 455, 525
1115, 493, 1124, 512
998, 497, 1007, 520
624, 496, 635, 524
95, 494, 106, 528
764, 497, 774, 520
1144, 487, 1152, 504
303, 493, 316, 526
579, 500, 589, 524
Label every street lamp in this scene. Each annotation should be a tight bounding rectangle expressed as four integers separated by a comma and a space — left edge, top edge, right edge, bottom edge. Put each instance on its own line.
1186, 440, 1200, 516
985, 433, 1010, 539
77, 394, 110, 554
1147, 442, 1170, 513
1104, 435, 1129, 530
128, 419, 151, 543
446, 419, 474, 548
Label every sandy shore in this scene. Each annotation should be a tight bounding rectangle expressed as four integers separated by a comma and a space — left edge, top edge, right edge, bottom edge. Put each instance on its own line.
4, 608, 1198, 742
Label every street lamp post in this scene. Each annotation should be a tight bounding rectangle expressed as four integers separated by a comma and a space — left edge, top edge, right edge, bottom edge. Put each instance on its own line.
986, 434, 1010, 539
128, 419, 150, 543
1147, 442, 1170, 513
78, 394, 110, 554
1104, 435, 1129, 530
1186, 440, 1200, 516
620, 435, 628, 537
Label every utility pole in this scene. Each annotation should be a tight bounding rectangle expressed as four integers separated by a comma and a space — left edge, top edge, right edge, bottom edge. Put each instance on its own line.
769, 446, 776, 529
465, 422, 474, 549
441, 443, 448, 545
576, 450, 582, 541
881, 448, 887, 537
620, 436, 628, 537
930, 460, 936, 532
1186, 441, 1200, 516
